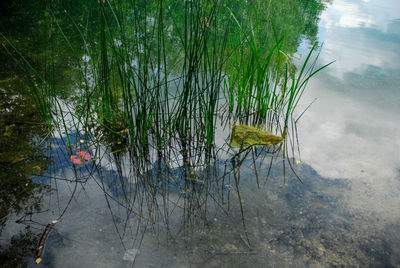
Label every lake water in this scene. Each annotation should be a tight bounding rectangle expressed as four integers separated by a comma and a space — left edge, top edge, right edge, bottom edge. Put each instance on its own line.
1, 0, 399, 267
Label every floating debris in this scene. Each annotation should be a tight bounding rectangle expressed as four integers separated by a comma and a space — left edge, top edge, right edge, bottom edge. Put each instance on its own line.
77, 151, 92, 161
70, 155, 84, 165
118, 128, 129, 133
35, 220, 58, 264
230, 125, 283, 148
70, 151, 92, 165
0, 151, 27, 164
3, 125, 13, 137
224, 184, 234, 191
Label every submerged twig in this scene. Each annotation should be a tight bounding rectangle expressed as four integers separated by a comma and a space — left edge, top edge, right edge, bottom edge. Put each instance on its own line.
35, 220, 58, 264
207, 249, 256, 255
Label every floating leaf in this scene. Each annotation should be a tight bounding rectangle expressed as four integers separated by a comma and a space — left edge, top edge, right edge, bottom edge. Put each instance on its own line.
295, 160, 301, 164
77, 151, 92, 161
0, 152, 27, 164
70, 155, 84, 165
230, 125, 283, 148
70, 151, 92, 165
12, 157, 25, 164
119, 128, 129, 133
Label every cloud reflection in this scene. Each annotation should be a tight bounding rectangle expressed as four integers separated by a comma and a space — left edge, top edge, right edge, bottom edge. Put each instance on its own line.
296, 0, 400, 220
316, 0, 400, 78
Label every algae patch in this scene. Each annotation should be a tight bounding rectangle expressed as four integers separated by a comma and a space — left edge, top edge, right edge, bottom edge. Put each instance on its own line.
229, 125, 283, 148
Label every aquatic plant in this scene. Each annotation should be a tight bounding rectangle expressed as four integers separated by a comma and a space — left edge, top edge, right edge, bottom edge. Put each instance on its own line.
0, 1, 337, 264
1, 0, 332, 175
230, 124, 283, 148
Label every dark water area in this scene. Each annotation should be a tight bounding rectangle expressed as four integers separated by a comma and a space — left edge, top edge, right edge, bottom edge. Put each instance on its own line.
1, 0, 400, 267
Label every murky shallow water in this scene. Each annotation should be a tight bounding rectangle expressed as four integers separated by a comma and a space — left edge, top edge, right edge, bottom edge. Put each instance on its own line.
1, 0, 400, 267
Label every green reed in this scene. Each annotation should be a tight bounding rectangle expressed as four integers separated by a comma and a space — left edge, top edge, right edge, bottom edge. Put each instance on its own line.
71, 0, 232, 166
224, 7, 332, 138
3, 0, 331, 169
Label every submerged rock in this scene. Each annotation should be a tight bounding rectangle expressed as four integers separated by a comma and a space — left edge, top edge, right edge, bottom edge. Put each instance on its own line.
230, 125, 283, 148
123, 248, 139, 262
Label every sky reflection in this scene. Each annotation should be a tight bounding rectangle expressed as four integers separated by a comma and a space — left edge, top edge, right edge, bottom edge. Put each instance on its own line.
317, 0, 400, 78
297, 0, 400, 221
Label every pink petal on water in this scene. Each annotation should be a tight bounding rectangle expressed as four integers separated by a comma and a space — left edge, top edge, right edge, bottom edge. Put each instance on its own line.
77, 151, 92, 161
70, 155, 84, 165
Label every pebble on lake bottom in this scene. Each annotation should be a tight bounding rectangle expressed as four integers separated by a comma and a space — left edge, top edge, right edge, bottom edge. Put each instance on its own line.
123, 249, 139, 262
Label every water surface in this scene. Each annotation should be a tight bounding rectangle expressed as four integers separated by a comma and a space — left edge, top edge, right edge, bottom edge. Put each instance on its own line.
1, 0, 399, 267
